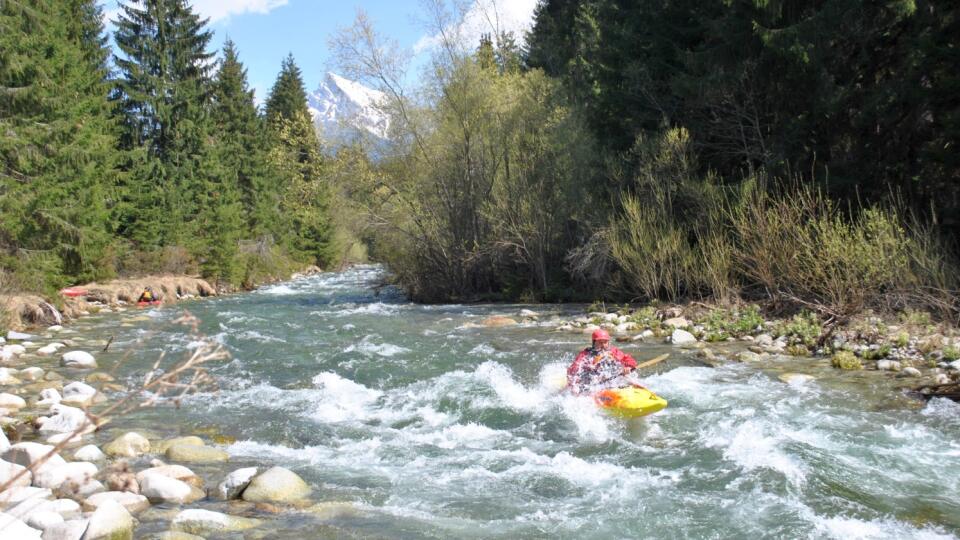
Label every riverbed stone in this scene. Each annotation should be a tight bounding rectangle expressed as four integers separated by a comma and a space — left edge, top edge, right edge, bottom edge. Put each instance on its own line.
83, 499, 134, 540
877, 359, 902, 372
664, 317, 690, 328
216, 467, 257, 500
669, 329, 697, 346
60, 382, 97, 407
779, 373, 816, 385
0, 392, 26, 409
481, 316, 518, 327
170, 509, 262, 535
38, 404, 91, 434
0, 429, 8, 453
0, 459, 32, 488
241, 466, 311, 503
137, 465, 202, 488
154, 436, 204, 455
164, 443, 228, 464
19, 367, 44, 382
2, 442, 67, 473
7, 497, 81, 522
737, 351, 763, 362
82, 491, 150, 514
0, 368, 21, 385
42, 518, 88, 540
899, 367, 922, 377
72, 445, 106, 463
37, 388, 62, 407
139, 474, 202, 504
33, 462, 98, 490
104, 432, 150, 458
59, 351, 97, 369
0, 511, 42, 539
146, 532, 205, 540
24, 509, 63, 531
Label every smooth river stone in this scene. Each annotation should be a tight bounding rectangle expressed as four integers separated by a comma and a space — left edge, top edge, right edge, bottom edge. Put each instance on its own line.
154, 436, 204, 455
103, 432, 150, 457
60, 351, 97, 369
170, 509, 262, 535
164, 443, 228, 463
83, 491, 151, 514
241, 466, 311, 503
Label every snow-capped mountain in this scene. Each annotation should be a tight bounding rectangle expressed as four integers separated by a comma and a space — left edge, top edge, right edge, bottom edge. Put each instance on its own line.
307, 72, 390, 145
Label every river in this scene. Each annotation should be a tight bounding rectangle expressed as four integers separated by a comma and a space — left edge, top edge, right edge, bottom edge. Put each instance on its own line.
66, 265, 960, 539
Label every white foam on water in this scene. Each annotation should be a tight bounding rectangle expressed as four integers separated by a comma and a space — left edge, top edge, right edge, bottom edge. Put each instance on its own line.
343, 336, 410, 358
809, 512, 955, 540
403, 423, 507, 450
328, 302, 405, 317
558, 393, 614, 442
472, 361, 548, 412
922, 397, 960, 420
235, 330, 286, 344
259, 284, 299, 295
310, 371, 383, 422
468, 344, 496, 356
715, 418, 806, 486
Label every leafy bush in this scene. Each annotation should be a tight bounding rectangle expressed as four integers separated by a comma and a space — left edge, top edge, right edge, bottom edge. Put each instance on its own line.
831, 351, 863, 370
775, 311, 822, 347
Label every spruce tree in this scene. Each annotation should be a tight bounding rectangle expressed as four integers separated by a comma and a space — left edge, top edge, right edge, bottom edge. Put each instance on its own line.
211, 40, 276, 236
265, 56, 337, 267
113, 0, 215, 248
0, 0, 118, 290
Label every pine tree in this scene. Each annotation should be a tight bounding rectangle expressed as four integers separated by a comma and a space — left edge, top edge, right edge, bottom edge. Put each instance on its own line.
264, 56, 337, 267
113, 0, 215, 248
0, 0, 118, 290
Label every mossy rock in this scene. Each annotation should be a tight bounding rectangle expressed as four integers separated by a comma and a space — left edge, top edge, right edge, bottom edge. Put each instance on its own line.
155, 436, 205, 454
831, 351, 863, 370
785, 345, 810, 357
166, 443, 229, 463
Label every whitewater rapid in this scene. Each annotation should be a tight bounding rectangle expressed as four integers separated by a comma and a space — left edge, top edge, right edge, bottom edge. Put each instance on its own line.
70, 265, 960, 539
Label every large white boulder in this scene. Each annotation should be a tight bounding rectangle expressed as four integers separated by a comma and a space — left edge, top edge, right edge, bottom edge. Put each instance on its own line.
6, 497, 81, 521
60, 382, 97, 407
0, 368, 20, 385
139, 474, 201, 505
37, 405, 91, 434
0, 511, 42, 539
59, 351, 97, 369
0, 427, 9, 453
24, 510, 63, 532
38, 388, 62, 407
40, 519, 88, 540
33, 462, 98, 490
103, 432, 150, 458
215, 467, 257, 500
2, 442, 67, 472
170, 509, 262, 535
18, 367, 44, 381
82, 491, 150, 514
0, 459, 32, 489
72, 445, 106, 463
0, 393, 26, 410
241, 466, 312, 503
136, 465, 201, 488
83, 499, 133, 540
669, 329, 697, 346
6, 331, 33, 341
0, 486, 52, 509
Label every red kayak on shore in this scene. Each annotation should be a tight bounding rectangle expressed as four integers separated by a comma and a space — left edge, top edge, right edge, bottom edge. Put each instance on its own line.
60, 287, 88, 298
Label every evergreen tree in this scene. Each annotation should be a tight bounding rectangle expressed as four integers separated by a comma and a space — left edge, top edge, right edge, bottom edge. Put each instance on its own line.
113, 0, 215, 248
0, 0, 118, 290
265, 56, 337, 267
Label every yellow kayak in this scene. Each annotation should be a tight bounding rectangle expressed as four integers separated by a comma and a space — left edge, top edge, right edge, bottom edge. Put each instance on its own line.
593, 385, 668, 418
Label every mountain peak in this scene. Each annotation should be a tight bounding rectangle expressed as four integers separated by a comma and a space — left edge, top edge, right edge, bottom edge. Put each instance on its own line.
308, 72, 390, 143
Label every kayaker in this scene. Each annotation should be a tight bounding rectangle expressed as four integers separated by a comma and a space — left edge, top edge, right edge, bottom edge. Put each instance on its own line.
567, 329, 637, 394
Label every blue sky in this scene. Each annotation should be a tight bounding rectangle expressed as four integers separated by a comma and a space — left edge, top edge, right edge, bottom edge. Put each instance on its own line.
103, 0, 538, 104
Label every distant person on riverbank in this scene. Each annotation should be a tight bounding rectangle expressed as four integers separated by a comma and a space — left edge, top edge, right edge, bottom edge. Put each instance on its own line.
567, 329, 637, 394
137, 287, 159, 303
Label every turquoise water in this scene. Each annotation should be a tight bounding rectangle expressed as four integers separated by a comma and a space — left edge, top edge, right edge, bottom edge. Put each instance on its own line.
72, 266, 960, 539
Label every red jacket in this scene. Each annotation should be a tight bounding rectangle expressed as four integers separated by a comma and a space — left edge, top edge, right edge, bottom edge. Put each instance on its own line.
567, 346, 637, 391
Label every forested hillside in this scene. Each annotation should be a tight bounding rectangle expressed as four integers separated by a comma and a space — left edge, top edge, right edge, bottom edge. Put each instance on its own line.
0, 0, 336, 294
329, 0, 959, 321
2, 0, 958, 323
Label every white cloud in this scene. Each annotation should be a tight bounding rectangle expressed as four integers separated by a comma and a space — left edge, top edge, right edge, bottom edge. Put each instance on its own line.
414, 0, 538, 54
190, 0, 288, 23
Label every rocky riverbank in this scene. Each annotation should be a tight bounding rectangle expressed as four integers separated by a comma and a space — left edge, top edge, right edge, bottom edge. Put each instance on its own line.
542, 304, 960, 392
0, 268, 333, 539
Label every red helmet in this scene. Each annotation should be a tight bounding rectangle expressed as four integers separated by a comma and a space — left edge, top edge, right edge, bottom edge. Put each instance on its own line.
591, 329, 611, 342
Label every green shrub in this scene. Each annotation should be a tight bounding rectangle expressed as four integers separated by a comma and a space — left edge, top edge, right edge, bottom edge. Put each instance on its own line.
786, 345, 810, 357
832, 351, 863, 370
862, 344, 892, 360
776, 311, 822, 347
894, 332, 910, 348
943, 346, 960, 361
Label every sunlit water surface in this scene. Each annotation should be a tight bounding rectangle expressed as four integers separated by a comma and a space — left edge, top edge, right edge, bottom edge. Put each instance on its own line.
68, 266, 960, 539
